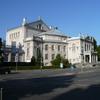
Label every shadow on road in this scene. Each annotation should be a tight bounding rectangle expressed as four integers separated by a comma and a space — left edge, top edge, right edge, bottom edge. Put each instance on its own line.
0, 74, 75, 100
52, 83, 100, 100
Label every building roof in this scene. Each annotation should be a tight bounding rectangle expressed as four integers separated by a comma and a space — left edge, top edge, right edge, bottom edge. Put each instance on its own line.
7, 19, 50, 31
35, 29, 70, 37
43, 40, 67, 43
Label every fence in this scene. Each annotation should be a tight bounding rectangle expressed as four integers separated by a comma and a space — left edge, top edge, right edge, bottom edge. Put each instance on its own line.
0, 88, 3, 100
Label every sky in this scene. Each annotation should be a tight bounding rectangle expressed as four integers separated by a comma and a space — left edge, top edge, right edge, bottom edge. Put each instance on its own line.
0, 0, 100, 45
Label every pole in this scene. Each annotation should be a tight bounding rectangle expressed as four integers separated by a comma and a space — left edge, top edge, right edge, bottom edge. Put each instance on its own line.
15, 56, 18, 72
16, 61, 17, 72
0, 88, 3, 100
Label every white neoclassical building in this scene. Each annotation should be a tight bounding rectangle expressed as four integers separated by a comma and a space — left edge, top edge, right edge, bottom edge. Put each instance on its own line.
5, 18, 97, 66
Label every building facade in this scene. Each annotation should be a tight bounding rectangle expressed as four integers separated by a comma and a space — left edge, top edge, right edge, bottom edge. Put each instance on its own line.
5, 18, 98, 65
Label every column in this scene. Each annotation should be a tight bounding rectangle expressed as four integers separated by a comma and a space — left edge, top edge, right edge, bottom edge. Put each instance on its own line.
89, 54, 91, 63
91, 55, 93, 63
93, 55, 94, 62
8, 53, 11, 62
96, 55, 98, 62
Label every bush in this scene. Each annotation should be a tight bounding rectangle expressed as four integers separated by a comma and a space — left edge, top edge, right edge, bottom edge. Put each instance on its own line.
8, 65, 61, 70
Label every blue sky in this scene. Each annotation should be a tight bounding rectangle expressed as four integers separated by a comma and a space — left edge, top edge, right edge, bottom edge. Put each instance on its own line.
0, 0, 100, 45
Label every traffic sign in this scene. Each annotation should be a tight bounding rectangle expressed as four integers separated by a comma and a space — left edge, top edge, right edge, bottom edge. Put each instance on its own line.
15, 56, 18, 62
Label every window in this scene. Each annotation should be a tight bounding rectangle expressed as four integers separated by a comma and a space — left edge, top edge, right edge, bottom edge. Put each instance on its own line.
85, 44, 86, 51
87, 45, 88, 51
64, 54, 66, 59
12, 34, 13, 38
64, 46, 66, 51
27, 48, 29, 56
14, 33, 15, 38
45, 45, 48, 50
73, 59, 75, 62
52, 45, 54, 51
16, 33, 17, 37
89, 45, 90, 50
10, 34, 11, 39
52, 54, 55, 59
45, 54, 48, 60
72, 43, 76, 51
37, 24, 42, 29
58, 45, 60, 51
18, 32, 20, 37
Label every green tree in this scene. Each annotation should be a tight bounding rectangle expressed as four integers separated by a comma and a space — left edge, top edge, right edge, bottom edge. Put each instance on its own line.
31, 56, 36, 66
92, 37, 97, 51
0, 38, 4, 65
36, 48, 42, 66
51, 54, 69, 66
51, 54, 62, 65
96, 45, 100, 61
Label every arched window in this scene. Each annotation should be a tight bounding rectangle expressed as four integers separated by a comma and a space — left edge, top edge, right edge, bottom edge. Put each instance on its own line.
64, 46, 66, 51
45, 45, 48, 50
58, 45, 60, 51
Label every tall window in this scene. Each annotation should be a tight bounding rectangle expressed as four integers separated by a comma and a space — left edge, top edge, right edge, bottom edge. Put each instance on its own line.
64, 46, 66, 51
27, 48, 29, 56
85, 44, 86, 51
89, 45, 90, 51
52, 54, 55, 59
64, 54, 66, 59
72, 43, 76, 51
87, 44, 88, 51
45, 54, 48, 60
16, 33, 17, 37
52, 45, 54, 51
10, 34, 11, 39
58, 45, 60, 51
45, 45, 48, 50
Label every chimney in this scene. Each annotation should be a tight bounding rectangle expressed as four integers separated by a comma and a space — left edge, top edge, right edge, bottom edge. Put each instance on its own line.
22, 18, 27, 26
54, 26, 58, 30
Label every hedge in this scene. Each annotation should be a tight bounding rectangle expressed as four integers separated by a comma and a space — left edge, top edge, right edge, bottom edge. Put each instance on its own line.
7, 64, 76, 70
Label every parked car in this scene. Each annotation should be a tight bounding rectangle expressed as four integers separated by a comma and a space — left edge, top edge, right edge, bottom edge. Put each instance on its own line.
0, 67, 11, 74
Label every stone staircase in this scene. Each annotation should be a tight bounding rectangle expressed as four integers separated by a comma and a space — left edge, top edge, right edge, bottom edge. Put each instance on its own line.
75, 63, 98, 68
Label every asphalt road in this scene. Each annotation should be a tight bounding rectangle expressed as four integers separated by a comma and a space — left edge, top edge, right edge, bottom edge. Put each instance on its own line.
0, 68, 100, 100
